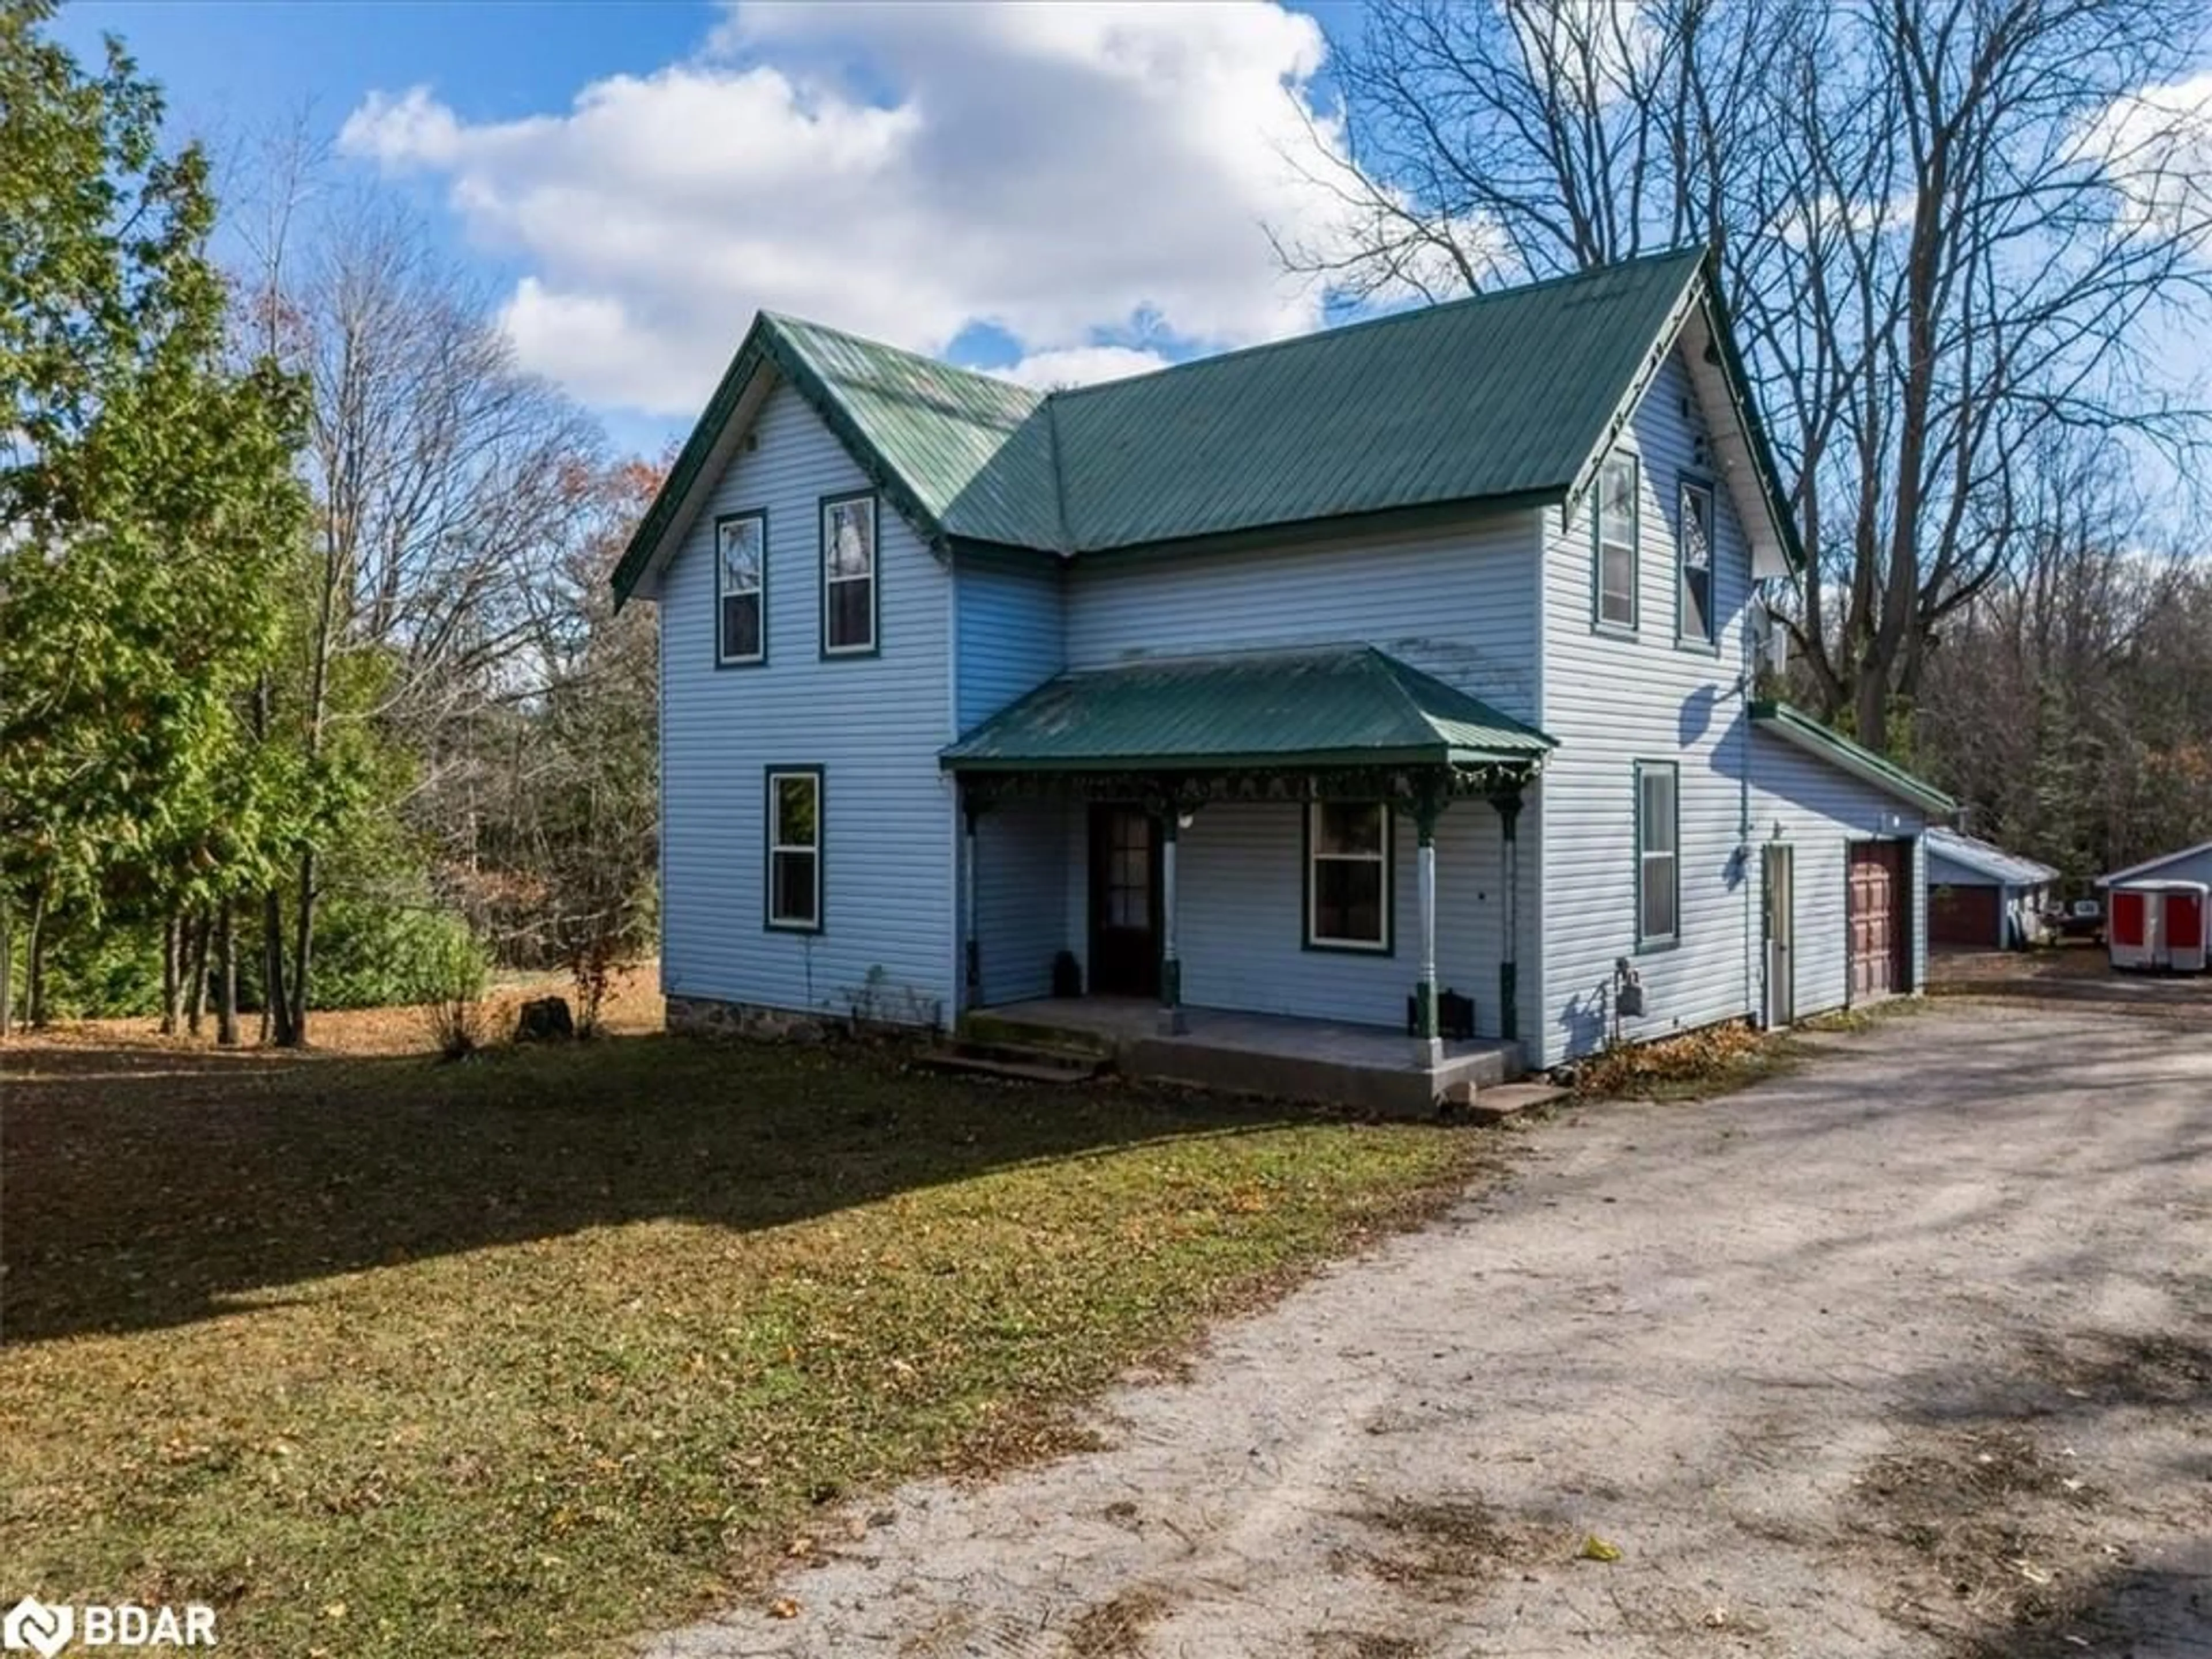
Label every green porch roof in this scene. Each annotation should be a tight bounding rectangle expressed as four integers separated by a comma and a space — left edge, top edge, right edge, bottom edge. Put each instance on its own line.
941, 646, 1556, 774
1749, 700, 1957, 817
614, 249, 1803, 605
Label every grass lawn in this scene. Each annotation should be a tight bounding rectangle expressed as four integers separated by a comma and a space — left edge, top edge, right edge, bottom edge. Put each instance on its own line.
0, 1008, 1488, 1657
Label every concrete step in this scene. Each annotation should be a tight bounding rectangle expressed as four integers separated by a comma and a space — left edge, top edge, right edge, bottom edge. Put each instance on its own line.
1456, 1081, 1569, 1123
955, 1012, 1118, 1058
915, 1039, 1109, 1085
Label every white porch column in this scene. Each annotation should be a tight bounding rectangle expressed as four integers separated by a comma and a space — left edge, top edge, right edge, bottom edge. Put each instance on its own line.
1412, 783, 1445, 1068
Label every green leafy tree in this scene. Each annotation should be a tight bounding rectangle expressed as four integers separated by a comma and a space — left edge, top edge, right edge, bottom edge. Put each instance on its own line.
0, 1, 307, 1034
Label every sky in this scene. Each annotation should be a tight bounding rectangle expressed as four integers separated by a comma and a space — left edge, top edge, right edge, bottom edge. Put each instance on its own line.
55, 0, 1374, 458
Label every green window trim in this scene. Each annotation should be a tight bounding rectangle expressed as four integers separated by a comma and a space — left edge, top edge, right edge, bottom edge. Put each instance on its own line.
764, 766, 825, 934
1634, 760, 1680, 950
714, 508, 767, 668
819, 490, 880, 658
1592, 448, 1639, 634
1302, 800, 1396, 956
1675, 474, 1718, 652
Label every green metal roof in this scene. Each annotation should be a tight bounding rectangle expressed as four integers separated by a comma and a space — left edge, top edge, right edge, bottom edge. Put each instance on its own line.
613, 248, 1801, 604
1048, 251, 1705, 551
941, 645, 1556, 774
1749, 700, 1957, 817
759, 315, 1066, 551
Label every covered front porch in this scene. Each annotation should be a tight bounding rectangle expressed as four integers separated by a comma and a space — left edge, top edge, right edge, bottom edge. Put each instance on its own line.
972, 995, 1521, 1116
941, 645, 1554, 1101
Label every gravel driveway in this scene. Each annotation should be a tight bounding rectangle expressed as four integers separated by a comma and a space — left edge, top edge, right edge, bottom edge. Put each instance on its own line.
649, 1003, 2211, 1658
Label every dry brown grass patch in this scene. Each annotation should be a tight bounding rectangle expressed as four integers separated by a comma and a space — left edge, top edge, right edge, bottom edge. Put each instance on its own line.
1063, 1585, 1171, 1657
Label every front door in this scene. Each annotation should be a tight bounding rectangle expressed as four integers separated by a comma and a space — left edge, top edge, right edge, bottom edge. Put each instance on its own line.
1763, 843, 1795, 1027
1088, 804, 1161, 997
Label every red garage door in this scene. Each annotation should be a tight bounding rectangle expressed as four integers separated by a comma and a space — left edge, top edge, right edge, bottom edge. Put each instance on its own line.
1849, 841, 1911, 1000
1930, 882, 2000, 948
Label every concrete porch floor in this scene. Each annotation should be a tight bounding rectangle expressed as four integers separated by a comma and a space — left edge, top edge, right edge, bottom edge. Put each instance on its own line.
971, 996, 1523, 1115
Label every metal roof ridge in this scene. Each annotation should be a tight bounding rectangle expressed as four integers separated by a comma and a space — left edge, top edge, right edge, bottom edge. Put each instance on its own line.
1035, 247, 1709, 412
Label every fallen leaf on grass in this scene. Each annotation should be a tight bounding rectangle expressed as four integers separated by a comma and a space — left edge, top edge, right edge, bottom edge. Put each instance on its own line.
1576, 1535, 1622, 1562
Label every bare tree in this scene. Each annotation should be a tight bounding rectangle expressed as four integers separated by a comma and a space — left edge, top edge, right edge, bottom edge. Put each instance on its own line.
232, 142, 609, 1042
1287, 0, 2212, 749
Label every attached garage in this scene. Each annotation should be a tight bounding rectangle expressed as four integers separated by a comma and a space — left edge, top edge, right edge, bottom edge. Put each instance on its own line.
1848, 839, 1912, 1000
1748, 702, 1956, 1024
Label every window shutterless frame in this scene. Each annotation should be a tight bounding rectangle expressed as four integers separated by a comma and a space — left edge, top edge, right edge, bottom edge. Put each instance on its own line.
818, 490, 879, 657
1302, 801, 1395, 955
1675, 475, 1717, 651
714, 508, 767, 666
1634, 760, 1679, 950
1592, 449, 1639, 633
764, 766, 824, 933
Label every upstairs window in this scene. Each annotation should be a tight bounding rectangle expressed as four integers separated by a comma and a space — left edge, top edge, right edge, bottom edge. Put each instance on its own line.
715, 510, 765, 665
1636, 762, 1679, 947
1594, 450, 1639, 630
1678, 478, 1715, 646
821, 492, 877, 655
1305, 801, 1393, 953
766, 769, 823, 931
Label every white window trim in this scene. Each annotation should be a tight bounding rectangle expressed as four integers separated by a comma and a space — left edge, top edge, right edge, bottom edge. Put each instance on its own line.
821, 493, 877, 657
715, 510, 766, 666
1595, 449, 1639, 632
1305, 801, 1394, 953
766, 769, 823, 933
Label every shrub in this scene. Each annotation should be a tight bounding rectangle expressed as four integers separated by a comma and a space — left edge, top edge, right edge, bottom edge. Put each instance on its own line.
412, 928, 489, 1060
311, 897, 488, 1012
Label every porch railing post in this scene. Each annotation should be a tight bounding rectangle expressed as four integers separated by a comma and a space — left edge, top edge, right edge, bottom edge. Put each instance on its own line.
1159, 808, 1185, 1036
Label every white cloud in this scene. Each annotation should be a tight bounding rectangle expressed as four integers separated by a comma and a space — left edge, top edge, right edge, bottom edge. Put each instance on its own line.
339, 1, 1366, 418
997, 344, 1173, 391
2084, 71, 2212, 249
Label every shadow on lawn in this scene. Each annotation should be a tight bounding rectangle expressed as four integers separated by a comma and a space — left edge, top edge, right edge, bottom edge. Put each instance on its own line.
0, 1032, 1319, 1344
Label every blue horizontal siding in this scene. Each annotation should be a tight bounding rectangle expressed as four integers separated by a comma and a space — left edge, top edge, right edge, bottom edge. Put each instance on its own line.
954, 547, 1064, 732
659, 379, 956, 1025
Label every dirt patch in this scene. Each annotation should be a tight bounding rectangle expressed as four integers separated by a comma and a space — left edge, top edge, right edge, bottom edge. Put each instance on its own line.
1850, 1423, 2103, 1646
1336, 1496, 1565, 1596
1063, 1586, 1171, 1657
1306, 1632, 1430, 1658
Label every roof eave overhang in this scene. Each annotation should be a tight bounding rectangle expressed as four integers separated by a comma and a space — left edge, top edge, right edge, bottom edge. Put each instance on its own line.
940, 744, 1548, 775
1562, 253, 1805, 582
1054, 487, 1569, 566
610, 317, 956, 610
1751, 701, 1955, 817
2094, 838, 2212, 887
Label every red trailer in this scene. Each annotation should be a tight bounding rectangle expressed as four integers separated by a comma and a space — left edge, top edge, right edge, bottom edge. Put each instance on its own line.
2108, 879, 2210, 973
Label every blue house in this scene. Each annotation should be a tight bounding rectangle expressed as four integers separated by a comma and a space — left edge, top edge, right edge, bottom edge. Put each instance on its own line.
612, 251, 1954, 1104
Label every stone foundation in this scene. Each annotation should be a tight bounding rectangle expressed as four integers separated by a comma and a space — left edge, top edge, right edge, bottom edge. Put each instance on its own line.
665, 994, 832, 1044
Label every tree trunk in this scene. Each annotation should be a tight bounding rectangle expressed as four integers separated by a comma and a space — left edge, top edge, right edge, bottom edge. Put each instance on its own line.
26, 882, 50, 1030
215, 897, 240, 1047
262, 885, 294, 1047
285, 849, 315, 1047
187, 907, 212, 1036
160, 912, 183, 1036
0, 887, 12, 1040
